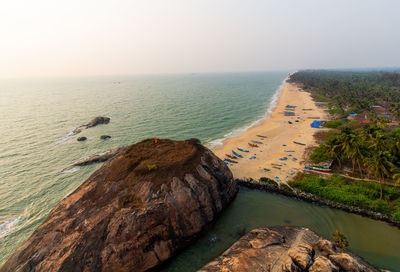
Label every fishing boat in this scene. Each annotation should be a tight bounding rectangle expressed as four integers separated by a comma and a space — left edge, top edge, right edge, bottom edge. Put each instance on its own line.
256, 135, 267, 138
293, 141, 306, 146
224, 158, 238, 164
249, 156, 256, 160
226, 154, 238, 159
248, 143, 258, 148
263, 168, 271, 172
251, 140, 263, 144
304, 166, 332, 173
237, 148, 249, 152
232, 150, 243, 158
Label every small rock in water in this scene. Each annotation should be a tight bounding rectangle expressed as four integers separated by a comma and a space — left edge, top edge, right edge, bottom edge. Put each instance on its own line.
72, 128, 82, 135
77, 136, 87, 141
100, 135, 111, 140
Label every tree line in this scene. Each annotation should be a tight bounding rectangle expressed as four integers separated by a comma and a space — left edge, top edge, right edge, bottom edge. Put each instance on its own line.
289, 70, 400, 199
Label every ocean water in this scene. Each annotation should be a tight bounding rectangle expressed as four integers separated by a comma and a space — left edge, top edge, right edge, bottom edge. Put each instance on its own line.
1, 72, 399, 271
0, 72, 286, 264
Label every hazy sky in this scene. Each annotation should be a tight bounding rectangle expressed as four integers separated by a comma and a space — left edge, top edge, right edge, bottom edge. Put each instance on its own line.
1, 0, 399, 77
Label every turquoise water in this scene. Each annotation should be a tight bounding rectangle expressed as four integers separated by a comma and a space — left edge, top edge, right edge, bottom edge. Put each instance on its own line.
0, 72, 399, 271
0, 72, 286, 264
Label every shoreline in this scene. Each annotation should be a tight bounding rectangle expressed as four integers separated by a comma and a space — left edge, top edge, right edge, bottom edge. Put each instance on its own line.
211, 81, 328, 183
207, 77, 287, 148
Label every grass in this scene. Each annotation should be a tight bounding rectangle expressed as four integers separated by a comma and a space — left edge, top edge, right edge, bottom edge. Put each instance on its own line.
291, 174, 400, 222
323, 120, 343, 128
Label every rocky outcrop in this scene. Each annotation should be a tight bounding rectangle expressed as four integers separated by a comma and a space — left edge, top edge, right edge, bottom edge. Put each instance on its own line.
86, 116, 110, 128
199, 227, 380, 272
72, 116, 110, 135
1, 138, 238, 272
77, 136, 87, 141
309, 256, 339, 272
63, 146, 129, 171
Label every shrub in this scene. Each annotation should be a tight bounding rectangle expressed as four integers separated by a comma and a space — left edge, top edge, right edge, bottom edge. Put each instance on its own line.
392, 209, 400, 222
323, 120, 343, 128
291, 174, 400, 216
147, 164, 158, 171
259, 177, 278, 187
310, 144, 334, 163
368, 199, 392, 214
332, 230, 349, 249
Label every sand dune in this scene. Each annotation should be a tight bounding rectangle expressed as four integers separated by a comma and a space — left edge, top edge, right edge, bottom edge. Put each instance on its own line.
211, 82, 328, 183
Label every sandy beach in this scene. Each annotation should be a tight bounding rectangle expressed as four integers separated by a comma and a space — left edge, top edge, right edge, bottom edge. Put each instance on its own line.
211, 82, 328, 183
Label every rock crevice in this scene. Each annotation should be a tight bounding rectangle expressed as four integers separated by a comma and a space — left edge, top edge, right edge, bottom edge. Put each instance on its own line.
199, 227, 381, 272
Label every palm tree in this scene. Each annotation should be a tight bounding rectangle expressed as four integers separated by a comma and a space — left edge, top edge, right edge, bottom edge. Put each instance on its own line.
392, 169, 400, 187
336, 128, 365, 176
363, 151, 394, 199
325, 137, 343, 168
347, 137, 365, 176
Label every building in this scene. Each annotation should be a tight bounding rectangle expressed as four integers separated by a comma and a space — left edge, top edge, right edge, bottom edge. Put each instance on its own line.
347, 112, 371, 125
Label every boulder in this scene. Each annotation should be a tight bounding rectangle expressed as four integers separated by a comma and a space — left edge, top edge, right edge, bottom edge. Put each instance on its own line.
309, 256, 339, 272
77, 136, 87, 141
100, 135, 111, 140
288, 243, 314, 269
199, 227, 381, 272
329, 253, 367, 272
1, 138, 238, 272
317, 239, 337, 256
86, 116, 110, 128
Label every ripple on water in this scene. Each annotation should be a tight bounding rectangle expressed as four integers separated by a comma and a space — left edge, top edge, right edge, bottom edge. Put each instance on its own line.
0, 217, 20, 239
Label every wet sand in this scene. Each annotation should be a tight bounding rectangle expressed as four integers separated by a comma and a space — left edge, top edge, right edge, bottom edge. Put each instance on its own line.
211, 82, 328, 183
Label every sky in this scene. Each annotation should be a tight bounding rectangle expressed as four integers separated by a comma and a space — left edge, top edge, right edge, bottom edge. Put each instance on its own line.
0, 0, 399, 78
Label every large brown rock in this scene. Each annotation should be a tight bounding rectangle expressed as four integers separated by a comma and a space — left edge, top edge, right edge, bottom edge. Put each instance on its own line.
1, 138, 238, 272
199, 227, 381, 272
329, 253, 367, 272
309, 256, 339, 272
317, 239, 336, 256
288, 243, 314, 269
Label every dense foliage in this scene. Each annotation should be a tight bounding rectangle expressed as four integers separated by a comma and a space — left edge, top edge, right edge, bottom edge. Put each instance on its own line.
289, 70, 400, 118
290, 70, 400, 198
291, 175, 400, 222
311, 127, 400, 193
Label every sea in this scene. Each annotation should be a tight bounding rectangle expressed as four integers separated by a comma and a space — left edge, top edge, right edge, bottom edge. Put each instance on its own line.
1, 72, 400, 271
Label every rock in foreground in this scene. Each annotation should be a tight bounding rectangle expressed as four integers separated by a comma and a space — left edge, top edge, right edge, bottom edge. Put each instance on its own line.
1, 138, 238, 272
199, 227, 380, 272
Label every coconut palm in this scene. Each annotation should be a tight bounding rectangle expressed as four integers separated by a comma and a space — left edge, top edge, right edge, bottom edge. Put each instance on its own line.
347, 136, 365, 176
325, 137, 343, 168
393, 170, 400, 187
363, 151, 394, 199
